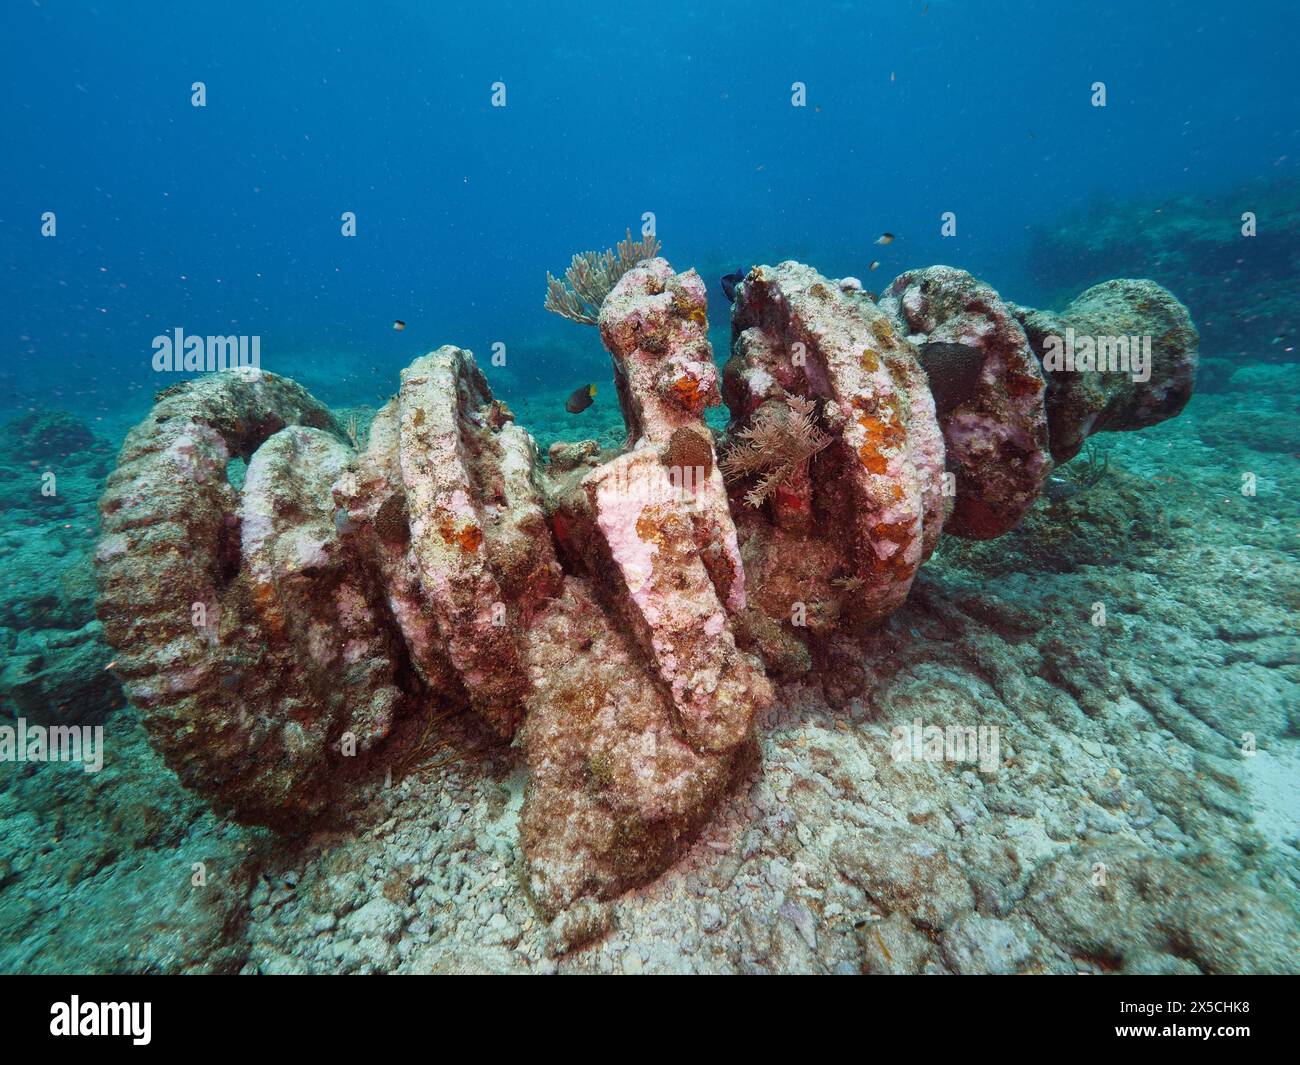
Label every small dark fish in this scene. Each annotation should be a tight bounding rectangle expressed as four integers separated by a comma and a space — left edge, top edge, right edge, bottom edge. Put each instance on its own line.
1044, 477, 1080, 504
392, 320, 406, 331
916, 341, 985, 417
721, 266, 749, 303
875, 233, 896, 245
565, 383, 596, 414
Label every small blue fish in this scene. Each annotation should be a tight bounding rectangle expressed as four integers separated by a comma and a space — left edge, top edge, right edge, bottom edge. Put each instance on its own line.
721, 266, 750, 303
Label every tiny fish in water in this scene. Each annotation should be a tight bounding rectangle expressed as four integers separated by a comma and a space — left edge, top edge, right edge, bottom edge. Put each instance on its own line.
721, 266, 750, 303
565, 383, 596, 413
875, 233, 895, 245
868, 260, 880, 271
392, 320, 406, 331
1044, 477, 1079, 503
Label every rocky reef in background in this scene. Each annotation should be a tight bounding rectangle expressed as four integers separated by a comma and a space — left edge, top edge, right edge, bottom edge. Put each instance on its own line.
1026, 176, 1300, 391
0, 409, 121, 727
91, 258, 1202, 923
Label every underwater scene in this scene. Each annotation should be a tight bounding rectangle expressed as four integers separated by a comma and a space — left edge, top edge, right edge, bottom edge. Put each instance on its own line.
1, 0, 1297, 980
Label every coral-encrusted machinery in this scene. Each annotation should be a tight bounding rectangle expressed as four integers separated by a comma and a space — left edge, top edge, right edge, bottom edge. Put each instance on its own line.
96, 260, 1197, 914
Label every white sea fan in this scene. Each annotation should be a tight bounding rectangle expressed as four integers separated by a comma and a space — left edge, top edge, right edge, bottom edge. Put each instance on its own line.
543, 229, 663, 325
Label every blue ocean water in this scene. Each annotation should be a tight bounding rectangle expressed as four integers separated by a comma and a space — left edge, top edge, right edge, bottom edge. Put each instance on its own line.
3, 0, 1296, 417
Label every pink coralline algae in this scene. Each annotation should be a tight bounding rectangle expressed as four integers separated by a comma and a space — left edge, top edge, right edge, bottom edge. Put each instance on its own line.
96, 258, 1198, 915
878, 266, 1052, 539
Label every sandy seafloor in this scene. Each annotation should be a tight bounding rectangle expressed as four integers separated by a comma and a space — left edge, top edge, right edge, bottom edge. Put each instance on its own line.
0, 361, 1296, 975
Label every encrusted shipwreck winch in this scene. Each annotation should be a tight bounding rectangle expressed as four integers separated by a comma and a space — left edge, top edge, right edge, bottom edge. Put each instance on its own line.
95, 259, 1197, 915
